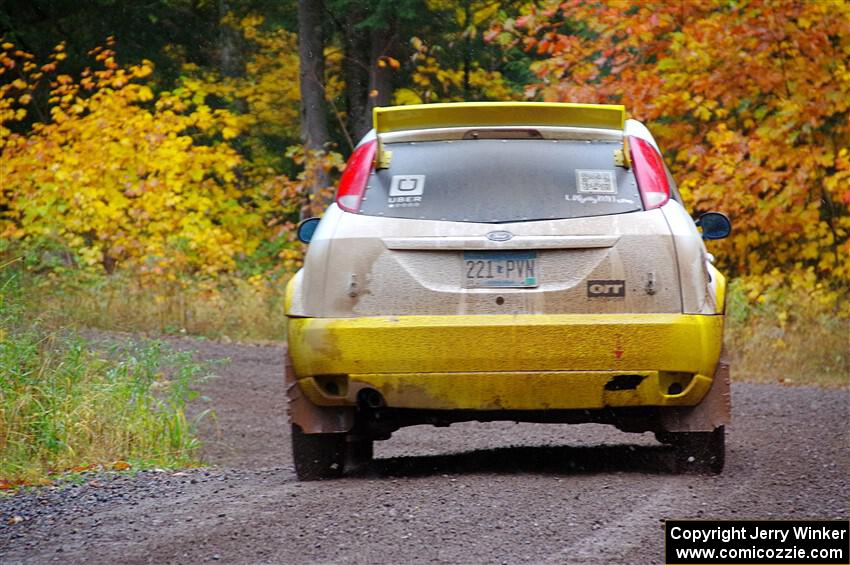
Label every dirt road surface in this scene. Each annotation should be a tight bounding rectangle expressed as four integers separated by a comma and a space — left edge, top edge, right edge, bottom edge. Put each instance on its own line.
1, 339, 848, 564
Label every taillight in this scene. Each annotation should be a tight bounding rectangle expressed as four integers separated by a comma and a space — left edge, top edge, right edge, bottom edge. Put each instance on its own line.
336, 139, 377, 213
628, 135, 670, 210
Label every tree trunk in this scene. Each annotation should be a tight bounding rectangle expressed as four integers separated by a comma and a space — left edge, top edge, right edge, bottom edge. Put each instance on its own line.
342, 5, 372, 143
462, 0, 471, 100
368, 26, 394, 115
298, 0, 330, 218
218, 0, 244, 77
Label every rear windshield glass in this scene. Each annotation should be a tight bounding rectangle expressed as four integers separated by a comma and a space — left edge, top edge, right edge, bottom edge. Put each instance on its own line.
357, 139, 643, 223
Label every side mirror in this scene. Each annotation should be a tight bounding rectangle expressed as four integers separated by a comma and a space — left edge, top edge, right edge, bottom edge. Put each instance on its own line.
696, 212, 731, 240
297, 217, 321, 244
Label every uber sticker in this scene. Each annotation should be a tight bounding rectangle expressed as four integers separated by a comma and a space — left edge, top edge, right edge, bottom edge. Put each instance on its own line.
388, 174, 425, 208
576, 170, 617, 194
587, 280, 626, 298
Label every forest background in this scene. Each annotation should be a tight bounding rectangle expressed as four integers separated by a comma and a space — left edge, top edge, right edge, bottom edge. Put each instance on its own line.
0, 0, 848, 386
1, 0, 848, 483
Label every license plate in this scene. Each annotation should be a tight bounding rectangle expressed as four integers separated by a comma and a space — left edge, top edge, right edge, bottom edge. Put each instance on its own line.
463, 251, 539, 288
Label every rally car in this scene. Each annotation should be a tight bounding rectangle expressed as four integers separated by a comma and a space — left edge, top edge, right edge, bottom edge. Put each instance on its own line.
285, 102, 732, 479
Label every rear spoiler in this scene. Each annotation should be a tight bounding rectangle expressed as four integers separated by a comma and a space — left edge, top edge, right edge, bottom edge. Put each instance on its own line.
373, 102, 625, 134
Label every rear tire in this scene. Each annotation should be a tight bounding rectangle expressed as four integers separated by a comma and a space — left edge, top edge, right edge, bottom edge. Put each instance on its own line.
660, 426, 725, 474
291, 424, 346, 480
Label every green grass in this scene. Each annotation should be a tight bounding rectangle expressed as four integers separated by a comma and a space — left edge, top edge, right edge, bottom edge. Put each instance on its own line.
0, 272, 214, 485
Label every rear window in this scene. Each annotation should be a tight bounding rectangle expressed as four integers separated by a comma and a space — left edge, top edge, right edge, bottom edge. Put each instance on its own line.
357, 139, 642, 223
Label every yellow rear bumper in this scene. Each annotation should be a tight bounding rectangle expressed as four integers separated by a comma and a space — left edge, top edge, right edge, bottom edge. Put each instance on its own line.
287, 313, 724, 411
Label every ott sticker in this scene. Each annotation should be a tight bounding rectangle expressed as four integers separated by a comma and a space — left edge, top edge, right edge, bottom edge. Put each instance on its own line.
587, 280, 626, 297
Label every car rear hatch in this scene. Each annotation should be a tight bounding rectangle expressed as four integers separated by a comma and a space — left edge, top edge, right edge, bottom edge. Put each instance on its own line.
310, 104, 682, 318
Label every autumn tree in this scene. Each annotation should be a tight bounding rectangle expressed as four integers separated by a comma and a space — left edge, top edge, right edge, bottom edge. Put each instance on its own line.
0, 41, 267, 277
0, 0, 297, 82
495, 0, 850, 305
0, 2, 535, 276
322, 0, 425, 141
297, 0, 331, 217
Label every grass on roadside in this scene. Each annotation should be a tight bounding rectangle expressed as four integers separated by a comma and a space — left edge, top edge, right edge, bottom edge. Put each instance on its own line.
22, 271, 288, 342
725, 281, 849, 388
0, 272, 214, 485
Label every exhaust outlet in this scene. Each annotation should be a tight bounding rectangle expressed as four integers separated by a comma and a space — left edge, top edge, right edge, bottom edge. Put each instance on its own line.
358, 388, 385, 409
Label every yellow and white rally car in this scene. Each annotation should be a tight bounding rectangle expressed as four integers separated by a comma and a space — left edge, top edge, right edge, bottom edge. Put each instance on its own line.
285, 102, 732, 480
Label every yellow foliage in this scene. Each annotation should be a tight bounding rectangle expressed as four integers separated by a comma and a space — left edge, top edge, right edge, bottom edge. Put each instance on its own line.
406, 38, 517, 103
189, 15, 301, 148
168, 15, 327, 232
0, 42, 265, 278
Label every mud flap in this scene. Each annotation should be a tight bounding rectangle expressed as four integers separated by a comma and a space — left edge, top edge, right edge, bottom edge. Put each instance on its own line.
285, 346, 355, 434
660, 346, 731, 432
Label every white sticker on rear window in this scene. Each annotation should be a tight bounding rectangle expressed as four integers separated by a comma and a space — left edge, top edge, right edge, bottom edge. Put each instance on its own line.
576, 170, 617, 194
388, 175, 425, 208
389, 175, 425, 196
566, 194, 634, 205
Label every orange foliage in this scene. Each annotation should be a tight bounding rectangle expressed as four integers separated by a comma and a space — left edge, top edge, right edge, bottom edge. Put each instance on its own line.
498, 0, 850, 303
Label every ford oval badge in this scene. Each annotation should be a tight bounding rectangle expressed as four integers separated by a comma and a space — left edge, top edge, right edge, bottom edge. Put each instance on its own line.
486, 230, 513, 242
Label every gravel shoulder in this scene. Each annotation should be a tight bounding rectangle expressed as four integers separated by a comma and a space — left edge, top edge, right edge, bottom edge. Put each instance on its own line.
1, 339, 848, 564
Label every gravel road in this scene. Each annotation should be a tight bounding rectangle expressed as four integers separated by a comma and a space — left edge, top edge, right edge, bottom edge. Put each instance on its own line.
1, 339, 848, 564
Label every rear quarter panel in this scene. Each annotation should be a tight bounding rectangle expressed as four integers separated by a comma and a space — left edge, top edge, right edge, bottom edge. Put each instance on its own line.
661, 200, 722, 315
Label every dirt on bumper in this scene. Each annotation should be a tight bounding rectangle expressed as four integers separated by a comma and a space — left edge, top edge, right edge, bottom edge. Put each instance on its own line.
286, 314, 730, 434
